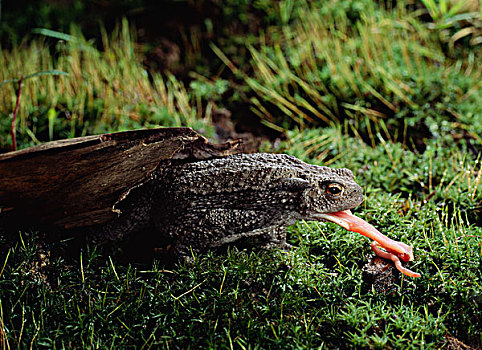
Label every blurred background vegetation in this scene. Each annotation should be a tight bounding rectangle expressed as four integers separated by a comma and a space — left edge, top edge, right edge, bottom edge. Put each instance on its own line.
0, 0, 481, 348
1, 0, 480, 151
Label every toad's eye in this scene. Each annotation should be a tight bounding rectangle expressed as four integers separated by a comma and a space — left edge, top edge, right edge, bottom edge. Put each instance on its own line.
326, 183, 343, 197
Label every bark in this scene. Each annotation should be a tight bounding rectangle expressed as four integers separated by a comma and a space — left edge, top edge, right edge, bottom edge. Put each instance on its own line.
0, 128, 240, 229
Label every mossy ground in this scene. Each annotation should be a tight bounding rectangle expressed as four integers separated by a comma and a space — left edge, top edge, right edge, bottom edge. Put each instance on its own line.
1, 0, 481, 348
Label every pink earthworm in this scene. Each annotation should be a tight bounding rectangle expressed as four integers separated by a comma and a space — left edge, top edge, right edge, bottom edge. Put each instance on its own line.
371, 241, 421, 278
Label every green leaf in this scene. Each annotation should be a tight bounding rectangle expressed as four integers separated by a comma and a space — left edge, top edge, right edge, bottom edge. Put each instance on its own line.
47, 108, 57, 141
0, 70, 69, 89
23, 70, 69, 81
32, 28, 76, 42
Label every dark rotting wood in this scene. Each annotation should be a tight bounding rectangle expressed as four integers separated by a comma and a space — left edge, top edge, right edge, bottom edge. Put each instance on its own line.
0, 127, 241, 229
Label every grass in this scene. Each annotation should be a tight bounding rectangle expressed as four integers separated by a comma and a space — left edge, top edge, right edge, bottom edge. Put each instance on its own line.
0, 0, 481, 348
0, 20, 213, 151
239, 2, 481, 145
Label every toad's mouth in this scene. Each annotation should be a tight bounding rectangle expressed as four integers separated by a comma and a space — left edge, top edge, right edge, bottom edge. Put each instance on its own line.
309, 210, 421, 278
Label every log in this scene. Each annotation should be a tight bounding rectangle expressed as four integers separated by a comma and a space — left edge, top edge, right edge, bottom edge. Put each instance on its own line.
0, 128, 241, 229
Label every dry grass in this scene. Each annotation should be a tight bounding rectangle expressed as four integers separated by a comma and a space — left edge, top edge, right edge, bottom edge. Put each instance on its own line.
234, 2, 481, 144
0, 20, 211, 149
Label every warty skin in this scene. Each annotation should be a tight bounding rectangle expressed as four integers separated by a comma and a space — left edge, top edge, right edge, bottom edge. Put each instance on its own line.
151, 153, 364, 257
